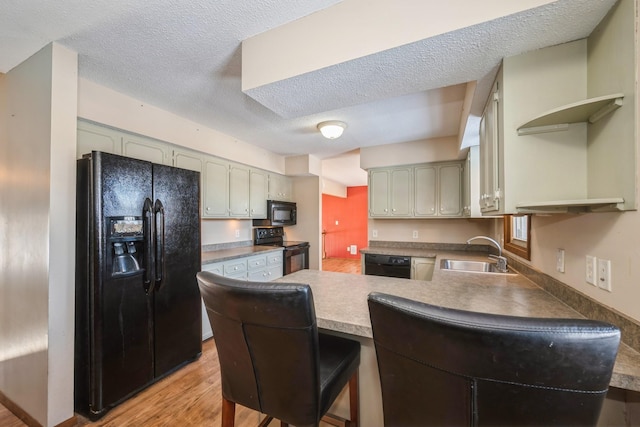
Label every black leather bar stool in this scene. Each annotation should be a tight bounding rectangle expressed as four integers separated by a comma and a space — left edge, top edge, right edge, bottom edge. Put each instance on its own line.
197, 271, 360, 427
368, 292, 620, 427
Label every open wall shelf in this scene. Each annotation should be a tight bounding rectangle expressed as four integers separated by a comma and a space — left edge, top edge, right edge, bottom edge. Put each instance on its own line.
517, 93, 624, 135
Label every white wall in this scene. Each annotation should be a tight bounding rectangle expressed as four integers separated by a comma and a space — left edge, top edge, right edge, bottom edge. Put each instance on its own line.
369, 219, 491, 244
507, 212, 640, 323
287, 176, 322, 270
201, 219, 254, 246
0, 43, 77, 427
360, 136, 463, 169
322, 178, 347, 198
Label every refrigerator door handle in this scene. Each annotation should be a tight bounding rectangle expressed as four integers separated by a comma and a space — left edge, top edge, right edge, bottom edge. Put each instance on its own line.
143, 197, 156, 293
154, 199, 165, 289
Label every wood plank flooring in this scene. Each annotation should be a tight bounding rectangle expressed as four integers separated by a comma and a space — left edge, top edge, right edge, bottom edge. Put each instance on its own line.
0, 405, 27, 427
1, 260, 361, 426
322, 258, 361, 274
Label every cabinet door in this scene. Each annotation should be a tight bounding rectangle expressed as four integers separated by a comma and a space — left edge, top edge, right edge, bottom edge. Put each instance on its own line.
269, 173, 292, 201
439, 163, 463, 216
229, 163, 250, 217
174, 149, 203, 173
123, 134, 171, 165
479, 81, 500, 214
250, 169, 268, 218
414, 165, 437, 216
203, 158, 229, 217
411, 257, 435, 281
369, 169, 390, 216
77, 120, 122, 158
390, 167, 412, 216
463, 154, 472, 216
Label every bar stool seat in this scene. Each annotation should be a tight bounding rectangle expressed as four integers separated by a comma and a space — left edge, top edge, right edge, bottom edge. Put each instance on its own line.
197, 271, 360, 427
368, 292, 620, 427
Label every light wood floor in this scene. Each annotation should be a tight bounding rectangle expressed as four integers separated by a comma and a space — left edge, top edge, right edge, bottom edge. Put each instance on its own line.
2, 340, 294, 427
322, 257, 361, 274
1, 260, 360, 426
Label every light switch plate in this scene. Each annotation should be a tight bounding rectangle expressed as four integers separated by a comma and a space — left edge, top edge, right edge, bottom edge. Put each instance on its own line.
597, 259, 612, 291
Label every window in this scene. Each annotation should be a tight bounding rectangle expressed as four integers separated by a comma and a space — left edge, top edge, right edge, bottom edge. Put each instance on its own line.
504, 214, 531, 260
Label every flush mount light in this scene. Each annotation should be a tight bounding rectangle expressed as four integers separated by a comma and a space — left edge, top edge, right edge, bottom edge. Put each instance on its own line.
317, 121, 347, 139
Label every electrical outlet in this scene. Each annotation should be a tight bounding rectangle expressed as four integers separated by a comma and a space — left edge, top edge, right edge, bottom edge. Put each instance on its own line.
412, 230, 418, 239
372, 229, 378, 238
556, 249, 565, 273
597, 259, 612, 291
235, 229, 240, 238
585, 255, 596, 285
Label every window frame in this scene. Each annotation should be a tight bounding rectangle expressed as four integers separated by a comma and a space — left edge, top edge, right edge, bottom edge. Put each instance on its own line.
503, 214, 531, 260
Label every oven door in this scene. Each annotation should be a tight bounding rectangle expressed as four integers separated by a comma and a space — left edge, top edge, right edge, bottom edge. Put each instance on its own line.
284, 244, 309, 275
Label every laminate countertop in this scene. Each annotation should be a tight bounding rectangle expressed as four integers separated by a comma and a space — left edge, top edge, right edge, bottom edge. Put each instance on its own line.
201, 245, 283, 265
275, 251, 640, 393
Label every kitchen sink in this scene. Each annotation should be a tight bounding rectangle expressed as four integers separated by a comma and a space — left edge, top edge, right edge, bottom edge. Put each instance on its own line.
440, 259, 515, 275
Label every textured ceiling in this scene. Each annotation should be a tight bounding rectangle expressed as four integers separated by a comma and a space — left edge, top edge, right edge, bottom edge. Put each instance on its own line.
0, 0, 617, 186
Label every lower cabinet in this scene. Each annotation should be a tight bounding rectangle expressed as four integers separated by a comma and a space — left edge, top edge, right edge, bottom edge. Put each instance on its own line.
410, 257, 435, 281
201, 249, 284, 282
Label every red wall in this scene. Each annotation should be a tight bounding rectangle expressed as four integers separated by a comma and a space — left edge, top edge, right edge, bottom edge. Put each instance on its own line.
322, 186, 368, 259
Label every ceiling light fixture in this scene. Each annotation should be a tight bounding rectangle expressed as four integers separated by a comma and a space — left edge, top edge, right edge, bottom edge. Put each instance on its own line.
317, 121, 347, 139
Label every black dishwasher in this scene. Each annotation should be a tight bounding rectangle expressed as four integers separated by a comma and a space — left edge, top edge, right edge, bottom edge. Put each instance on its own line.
364, 254, 411, 278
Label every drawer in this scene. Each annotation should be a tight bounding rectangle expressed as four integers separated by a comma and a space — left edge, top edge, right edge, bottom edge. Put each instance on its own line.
267, 252, 283, 266
224, 260, 247, 276
266, 264, 283, 280
247, 255, 267, 271
247, 269, 270, 282
202, 262, 223, 275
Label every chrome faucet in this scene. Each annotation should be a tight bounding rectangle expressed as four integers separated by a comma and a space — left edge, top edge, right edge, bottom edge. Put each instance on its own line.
466, 236, 508, 273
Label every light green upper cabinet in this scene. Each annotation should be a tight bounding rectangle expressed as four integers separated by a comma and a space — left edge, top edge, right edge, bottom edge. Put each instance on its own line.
76, 120, 285, 219
77, 120, 123, 158
369, 162, 464, 219
122, 134, 171, 165
479, 0, 636, 214
203, 157, 230, 218
414, 165, 437, 216
268, 173, 293, 201
368, 167, 412, 217
250, 169, 268, 218
438, 163, 463, 216
174, 149, 204, 173
229, 163, 250, 217
479, 80, 501, 214
414, 162, 463, 218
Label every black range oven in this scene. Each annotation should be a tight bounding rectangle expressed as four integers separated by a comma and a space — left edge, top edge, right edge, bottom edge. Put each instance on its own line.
254, 226, 309, 276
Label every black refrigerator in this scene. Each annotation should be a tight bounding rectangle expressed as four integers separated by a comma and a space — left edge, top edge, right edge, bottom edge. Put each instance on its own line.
75, 151, 202, 419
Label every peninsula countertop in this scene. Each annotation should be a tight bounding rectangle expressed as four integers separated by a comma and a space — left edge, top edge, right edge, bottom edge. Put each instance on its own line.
274, 256, 640, 393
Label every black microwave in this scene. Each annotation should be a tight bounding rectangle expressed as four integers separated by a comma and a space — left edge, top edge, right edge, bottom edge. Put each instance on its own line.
253, 200, 297, 226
